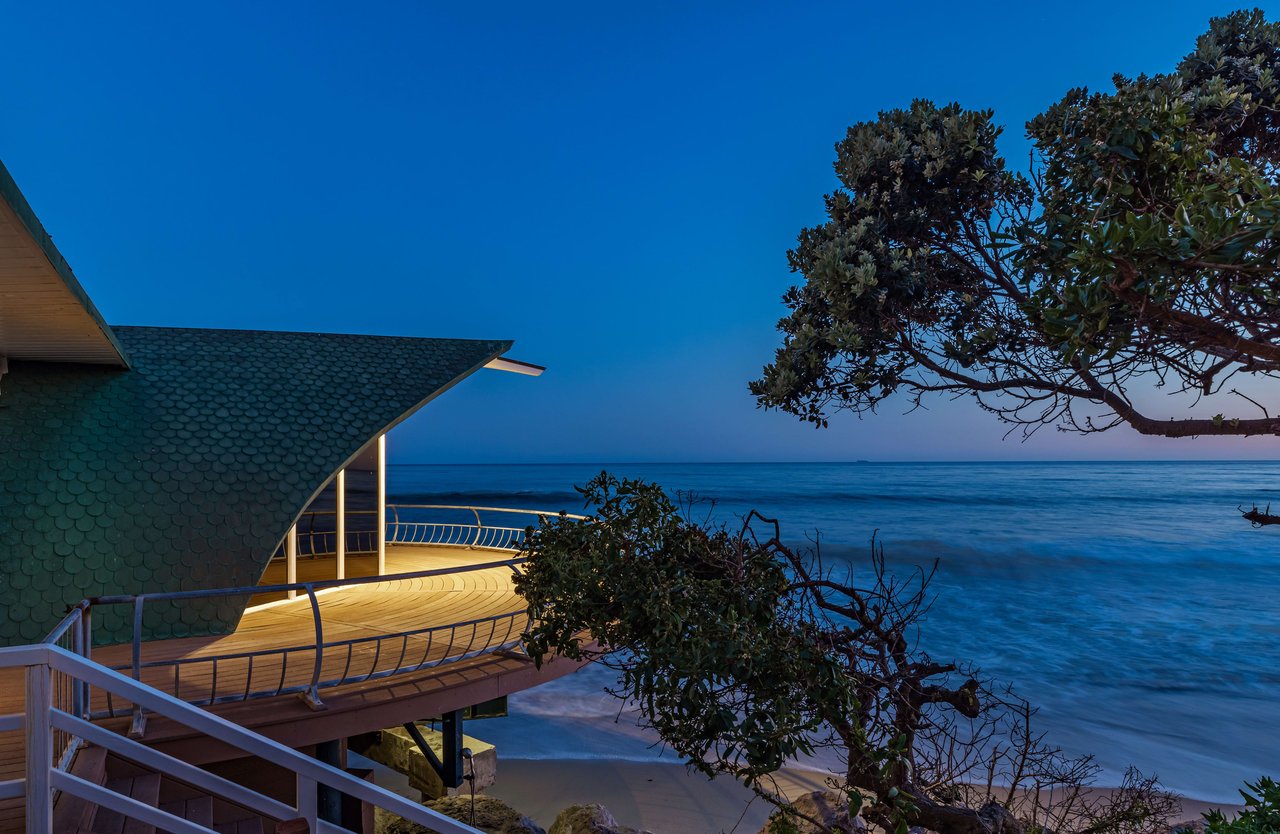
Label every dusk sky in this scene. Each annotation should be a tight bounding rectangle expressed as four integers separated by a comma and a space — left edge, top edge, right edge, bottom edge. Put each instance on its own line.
5, 1, 1279, 463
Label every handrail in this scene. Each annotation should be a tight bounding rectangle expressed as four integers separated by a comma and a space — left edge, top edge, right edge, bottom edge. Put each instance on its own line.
0, 643, 485, 833
268, 503, 585, 560
88, 557, 529, 725
103, 608, 525, 713
284, 504, 587, 519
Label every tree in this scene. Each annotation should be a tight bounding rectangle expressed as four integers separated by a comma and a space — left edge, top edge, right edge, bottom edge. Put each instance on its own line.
751, 10, 1280, 442
517, 474, 1177, 834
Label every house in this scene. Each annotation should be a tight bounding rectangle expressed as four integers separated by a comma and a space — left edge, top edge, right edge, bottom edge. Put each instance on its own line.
0, 160, 583, 833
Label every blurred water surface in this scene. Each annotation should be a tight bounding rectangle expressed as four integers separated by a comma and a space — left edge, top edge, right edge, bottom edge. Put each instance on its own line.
390, 461, 1280, 801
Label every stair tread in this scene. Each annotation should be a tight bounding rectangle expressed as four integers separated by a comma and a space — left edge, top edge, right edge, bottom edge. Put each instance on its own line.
121, 772, 161, 834
53, 746, 109, 832
159, 794, 214, 828
74, 746, 109, 783
95, 772, 162, 834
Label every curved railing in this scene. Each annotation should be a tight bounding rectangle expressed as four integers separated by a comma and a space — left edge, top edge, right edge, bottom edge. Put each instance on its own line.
63, 505, 588, 729
289, 508, 380, 558
90, 558, 530, 726
273, 504, 586, 558
388, 504, 585, 550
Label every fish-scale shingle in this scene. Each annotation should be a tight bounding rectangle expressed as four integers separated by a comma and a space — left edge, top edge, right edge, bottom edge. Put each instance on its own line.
0, 326, 510, 646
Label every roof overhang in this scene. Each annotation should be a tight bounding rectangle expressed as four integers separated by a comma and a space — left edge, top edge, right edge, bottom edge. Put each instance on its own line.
484, 356, 544, 376
0, 161, 129, 367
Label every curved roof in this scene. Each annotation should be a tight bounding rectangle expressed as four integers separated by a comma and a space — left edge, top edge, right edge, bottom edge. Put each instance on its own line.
0, 326, 510, 645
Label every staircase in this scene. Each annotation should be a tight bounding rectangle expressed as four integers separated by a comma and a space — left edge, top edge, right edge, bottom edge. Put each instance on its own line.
52, 746, 273, 834
0, 636, 486, 834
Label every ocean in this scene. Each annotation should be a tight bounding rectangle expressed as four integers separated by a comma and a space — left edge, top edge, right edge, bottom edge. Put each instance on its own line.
387, 461, 1280, 803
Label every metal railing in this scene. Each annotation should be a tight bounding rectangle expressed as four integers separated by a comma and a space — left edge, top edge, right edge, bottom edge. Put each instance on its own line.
270, 504, 587, 559
0, 639, 485, 834
275, 508, 381, 559
90, 558, 530, 727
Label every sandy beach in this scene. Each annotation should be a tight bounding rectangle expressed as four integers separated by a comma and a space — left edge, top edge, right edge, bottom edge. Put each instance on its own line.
478, 758, 1234, 834
485, 758, 829, 833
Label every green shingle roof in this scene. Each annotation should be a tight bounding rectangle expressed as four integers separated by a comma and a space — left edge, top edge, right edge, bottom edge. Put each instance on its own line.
0, 326, 510, 646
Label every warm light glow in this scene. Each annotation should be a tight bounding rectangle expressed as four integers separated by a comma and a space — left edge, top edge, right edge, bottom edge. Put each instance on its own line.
484, 356, 545, 376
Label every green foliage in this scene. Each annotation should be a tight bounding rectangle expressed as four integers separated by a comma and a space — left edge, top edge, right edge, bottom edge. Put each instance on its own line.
753, 99, 1031, 427
1204, 777, 1280, 833
754, 9, 1280, 438
515, 473, 856, 784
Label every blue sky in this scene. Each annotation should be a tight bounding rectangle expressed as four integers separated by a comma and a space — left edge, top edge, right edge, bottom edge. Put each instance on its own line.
5, 1, 1279, 462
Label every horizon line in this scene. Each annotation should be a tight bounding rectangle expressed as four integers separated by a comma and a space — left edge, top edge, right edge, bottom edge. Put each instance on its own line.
386, 458, 1280, 466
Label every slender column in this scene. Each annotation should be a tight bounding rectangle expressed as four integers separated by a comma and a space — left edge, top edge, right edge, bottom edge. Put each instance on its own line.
335, 470, 346, 581
376, 434, 387, 576
286, 524, 298, 600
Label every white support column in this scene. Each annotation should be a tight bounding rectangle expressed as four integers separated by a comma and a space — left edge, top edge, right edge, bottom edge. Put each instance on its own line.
376, 434, 387, 576
335, 470, 346, 581
286, 524, 298, 600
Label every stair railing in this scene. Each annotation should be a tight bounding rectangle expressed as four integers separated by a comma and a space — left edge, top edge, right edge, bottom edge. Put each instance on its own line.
0, 639, 486, 834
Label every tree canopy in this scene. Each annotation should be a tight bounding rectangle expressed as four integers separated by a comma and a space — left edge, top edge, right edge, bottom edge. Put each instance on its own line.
752, 10, 1280, 439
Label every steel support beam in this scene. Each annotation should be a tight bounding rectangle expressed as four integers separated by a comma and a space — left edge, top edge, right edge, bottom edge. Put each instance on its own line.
441, 710, 464, 790
315, 738, 344, 827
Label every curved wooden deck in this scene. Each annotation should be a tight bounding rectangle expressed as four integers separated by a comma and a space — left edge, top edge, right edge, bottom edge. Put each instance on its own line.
98, 545, 529, 705
0, 545, 591, 831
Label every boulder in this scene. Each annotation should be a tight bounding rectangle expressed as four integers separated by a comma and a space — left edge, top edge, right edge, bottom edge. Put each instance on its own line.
757, 791, 866, 834
375, 794, 544, 834
1167, 822, 1207, 834
549, 803, 652, 834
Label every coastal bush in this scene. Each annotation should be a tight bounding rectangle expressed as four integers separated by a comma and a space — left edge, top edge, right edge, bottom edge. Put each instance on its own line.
1203, 778, 1280, 833
752, 8, 1280, 454
516, 473, 1178, 834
